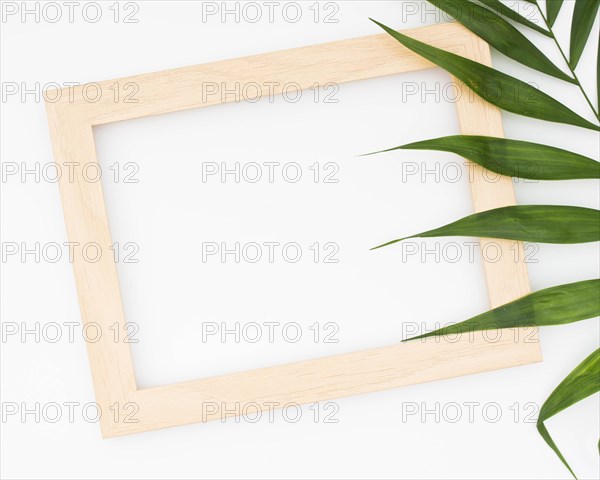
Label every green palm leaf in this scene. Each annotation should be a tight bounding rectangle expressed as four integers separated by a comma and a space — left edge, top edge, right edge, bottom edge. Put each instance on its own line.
477, 0, 551, 37
403, 278, 600, 341
570, 0, 600, 69
428, 0, 574, 82
546, 0, 564, 27
538, 348, 600, 479
367, 135, 600, 180
371, 205, 600, 250
370, 19, 599, 131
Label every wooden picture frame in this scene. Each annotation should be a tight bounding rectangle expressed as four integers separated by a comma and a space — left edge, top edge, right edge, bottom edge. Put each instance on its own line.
45, 22, 541, 438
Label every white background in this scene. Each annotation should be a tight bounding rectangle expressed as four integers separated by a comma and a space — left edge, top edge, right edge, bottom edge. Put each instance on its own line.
1, 1, 599, 479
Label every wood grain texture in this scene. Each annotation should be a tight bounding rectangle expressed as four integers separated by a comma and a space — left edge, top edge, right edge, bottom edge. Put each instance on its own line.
45, 22, 541, 438
48, 23, 471, 125
454, 31, 533, 308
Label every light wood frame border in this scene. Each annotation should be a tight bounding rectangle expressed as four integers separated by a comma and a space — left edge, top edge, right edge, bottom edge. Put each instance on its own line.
46, 22, 541, 438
